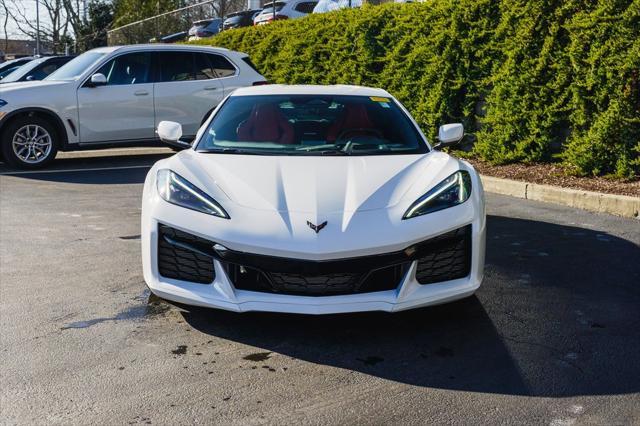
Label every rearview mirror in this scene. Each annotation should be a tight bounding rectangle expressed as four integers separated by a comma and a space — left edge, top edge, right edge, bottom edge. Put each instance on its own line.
89, 73, 107, 87
157, 121, 192, 149
434, 123, 464, 149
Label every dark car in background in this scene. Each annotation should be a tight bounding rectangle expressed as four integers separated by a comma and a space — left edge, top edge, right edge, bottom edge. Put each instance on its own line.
160, 31, 189, 43
188, 18, 223, 40
223, 9, 262, 30
0, 56, 75, 84
0, 57, 35, 81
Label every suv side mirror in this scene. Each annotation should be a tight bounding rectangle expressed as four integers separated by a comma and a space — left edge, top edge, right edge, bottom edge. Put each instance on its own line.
157, 121, 192, 149
88, 73, 107, 87
434, 123, 464, 150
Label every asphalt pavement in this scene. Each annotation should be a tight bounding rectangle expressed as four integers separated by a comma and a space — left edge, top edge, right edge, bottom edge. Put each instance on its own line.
1, 149, 639, 425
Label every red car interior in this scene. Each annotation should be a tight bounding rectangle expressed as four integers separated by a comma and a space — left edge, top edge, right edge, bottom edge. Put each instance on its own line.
326, 103, 375, 142
237, 103, 295, 144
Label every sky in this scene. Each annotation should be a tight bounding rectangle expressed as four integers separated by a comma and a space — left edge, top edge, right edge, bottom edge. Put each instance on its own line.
3, 1, 86, 39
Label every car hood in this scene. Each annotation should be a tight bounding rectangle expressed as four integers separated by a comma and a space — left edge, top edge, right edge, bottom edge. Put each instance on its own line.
170, 150, 461, 216
0, 79, 72, 95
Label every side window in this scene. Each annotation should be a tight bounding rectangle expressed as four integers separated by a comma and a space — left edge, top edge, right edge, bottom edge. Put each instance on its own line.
157, 52, 195, 82
294, 2, 317, 13
27, 63, 58, 80
207, 54, 236, 78
194, 53, 216, 80
95, 52, 151, 85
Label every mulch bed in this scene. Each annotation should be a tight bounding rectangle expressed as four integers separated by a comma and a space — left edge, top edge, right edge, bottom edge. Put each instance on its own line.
466, 159, 640, 198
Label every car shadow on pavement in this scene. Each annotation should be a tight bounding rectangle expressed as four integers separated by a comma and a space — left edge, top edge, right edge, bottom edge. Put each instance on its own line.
178, 215, 640, 397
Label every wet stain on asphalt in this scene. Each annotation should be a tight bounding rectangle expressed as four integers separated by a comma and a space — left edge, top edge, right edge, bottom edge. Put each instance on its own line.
357, 356, 384, 366
243, 352, 272, 362
60, 291, 170, 330
60, 290, 171, 330
172, 345, 188, 355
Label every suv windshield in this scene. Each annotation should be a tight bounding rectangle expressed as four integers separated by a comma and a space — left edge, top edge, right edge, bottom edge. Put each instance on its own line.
196, 94, 429, 156
260, 2, 286, 13
46, 52, 105, 81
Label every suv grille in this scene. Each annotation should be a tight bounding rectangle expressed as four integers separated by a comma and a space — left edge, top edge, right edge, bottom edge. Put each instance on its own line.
157, 224, 215, 284
415, 225, 471, 284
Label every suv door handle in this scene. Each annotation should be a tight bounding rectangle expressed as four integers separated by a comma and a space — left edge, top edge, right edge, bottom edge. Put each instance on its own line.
204, 86, 218, 91
134, 90, 149, 96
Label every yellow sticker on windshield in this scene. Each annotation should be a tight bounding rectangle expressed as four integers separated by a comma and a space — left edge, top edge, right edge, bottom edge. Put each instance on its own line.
370, 96, 390, 103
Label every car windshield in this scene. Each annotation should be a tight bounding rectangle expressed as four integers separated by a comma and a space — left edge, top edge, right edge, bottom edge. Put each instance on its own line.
196, 94, 429, 156
193, 21, 212, 28
46, 52, 105, 81
0, 58, 45, 83
260, 2, 286, 13
0, 64, 25, 79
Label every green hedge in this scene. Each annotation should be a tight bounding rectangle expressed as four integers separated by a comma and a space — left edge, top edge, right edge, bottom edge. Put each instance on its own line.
192, 0, 640, 178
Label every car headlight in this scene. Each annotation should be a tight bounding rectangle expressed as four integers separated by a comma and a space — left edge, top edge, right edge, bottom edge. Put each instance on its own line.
156, 169, 229, 219
403, 170, 472, 219
0, 99, 7, 108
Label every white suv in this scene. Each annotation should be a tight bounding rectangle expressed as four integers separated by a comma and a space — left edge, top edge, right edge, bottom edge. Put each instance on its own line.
253, 0, 318, 25
0, 44, 266, 168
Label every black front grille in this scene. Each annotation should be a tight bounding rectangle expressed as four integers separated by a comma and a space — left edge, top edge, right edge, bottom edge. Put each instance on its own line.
270, 271, 362, 295
224, 262, 408, 296
415, 225, 471, 284
156, 223, 472, 293
157, 224, 215, 284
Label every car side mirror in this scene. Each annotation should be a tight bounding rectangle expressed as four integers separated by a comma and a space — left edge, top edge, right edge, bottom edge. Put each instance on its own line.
88, 73, 107, 87
434, 123, 464, 150
25, 75, 35, 81
157, 121, 192, 149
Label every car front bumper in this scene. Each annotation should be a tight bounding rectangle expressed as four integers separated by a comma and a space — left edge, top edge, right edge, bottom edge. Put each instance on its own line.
142, 220, 485, 315
141, 161, 486, 314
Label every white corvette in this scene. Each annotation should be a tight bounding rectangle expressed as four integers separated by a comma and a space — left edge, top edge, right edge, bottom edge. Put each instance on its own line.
141, 85, 486, 314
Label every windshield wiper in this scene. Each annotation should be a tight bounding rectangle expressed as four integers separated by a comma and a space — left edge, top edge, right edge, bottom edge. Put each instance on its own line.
199, 147, 253, 154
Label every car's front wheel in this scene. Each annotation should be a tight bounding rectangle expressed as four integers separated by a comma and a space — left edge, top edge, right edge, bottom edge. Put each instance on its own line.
1, 116, 59, 169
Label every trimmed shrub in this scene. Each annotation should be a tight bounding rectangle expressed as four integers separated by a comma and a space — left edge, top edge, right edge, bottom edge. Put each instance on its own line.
192, 0, 640, 178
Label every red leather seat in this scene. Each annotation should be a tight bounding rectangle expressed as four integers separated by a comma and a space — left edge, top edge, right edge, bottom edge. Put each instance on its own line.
237, 104, 295, 144
327, 103, 374, 143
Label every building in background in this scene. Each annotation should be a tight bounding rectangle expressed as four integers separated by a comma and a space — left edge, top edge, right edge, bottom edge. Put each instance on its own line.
0, 39, 51, 59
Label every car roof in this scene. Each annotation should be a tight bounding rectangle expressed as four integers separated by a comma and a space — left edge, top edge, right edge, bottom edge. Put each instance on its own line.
89, 44, 232, 54
231, 84, 393, 98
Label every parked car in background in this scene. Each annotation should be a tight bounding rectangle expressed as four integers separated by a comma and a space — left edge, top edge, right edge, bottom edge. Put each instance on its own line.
160, 31, 189, 43
313, 0, 361, 13
0, 44, 266, 169
188, 18, 223, 40
222, 9, 262, 30
0, 57, 35, 81
0, 56, 75, 84
253, 0, 318, 25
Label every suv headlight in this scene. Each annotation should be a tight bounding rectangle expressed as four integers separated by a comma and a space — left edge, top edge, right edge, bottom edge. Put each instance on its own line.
157, 169, 229, 219
0, 99, 7, 108
403, 171, 472, 219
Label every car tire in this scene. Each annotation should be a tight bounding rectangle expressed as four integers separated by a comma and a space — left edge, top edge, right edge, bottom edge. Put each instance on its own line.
1, 115, 59, 169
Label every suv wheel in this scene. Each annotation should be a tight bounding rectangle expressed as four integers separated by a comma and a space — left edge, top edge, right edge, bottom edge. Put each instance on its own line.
1, 116, 59, 169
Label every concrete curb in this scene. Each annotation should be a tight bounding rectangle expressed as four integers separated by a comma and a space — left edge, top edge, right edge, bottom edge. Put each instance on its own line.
481, 175, 640, 219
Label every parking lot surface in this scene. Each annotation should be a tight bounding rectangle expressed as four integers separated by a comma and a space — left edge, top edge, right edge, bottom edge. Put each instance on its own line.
1, 150, 639, 425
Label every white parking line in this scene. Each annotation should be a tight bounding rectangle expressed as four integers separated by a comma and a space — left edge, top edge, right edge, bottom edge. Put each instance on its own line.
0, 165, 153, 176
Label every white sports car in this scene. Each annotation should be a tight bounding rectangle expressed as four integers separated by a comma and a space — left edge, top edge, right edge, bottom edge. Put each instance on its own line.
141, 85, 486, 314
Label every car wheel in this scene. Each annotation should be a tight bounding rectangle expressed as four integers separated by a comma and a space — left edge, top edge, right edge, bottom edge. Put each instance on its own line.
1, 116, 59, 169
